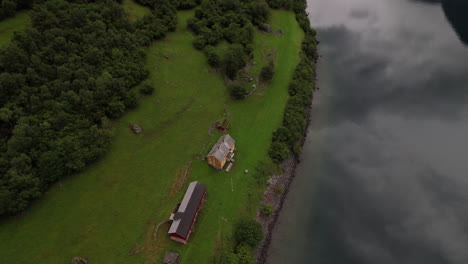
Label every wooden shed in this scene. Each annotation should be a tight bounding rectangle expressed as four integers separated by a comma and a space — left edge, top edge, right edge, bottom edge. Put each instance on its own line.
217, 118, 230, 132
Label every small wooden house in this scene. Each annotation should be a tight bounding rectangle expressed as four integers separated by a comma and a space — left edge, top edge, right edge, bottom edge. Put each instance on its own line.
206, 134, 235, 170
168, 181, 206, 244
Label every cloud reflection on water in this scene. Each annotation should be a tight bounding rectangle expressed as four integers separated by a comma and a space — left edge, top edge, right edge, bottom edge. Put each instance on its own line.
267, 0, 468, 263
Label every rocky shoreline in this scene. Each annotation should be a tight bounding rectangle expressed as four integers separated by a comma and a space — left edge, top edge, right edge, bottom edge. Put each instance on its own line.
255, 155, 299, 264
255, 102, 313, 264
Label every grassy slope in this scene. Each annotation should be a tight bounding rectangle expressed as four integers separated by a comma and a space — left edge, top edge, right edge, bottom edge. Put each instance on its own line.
122, 0, 150, 22
0, 8, 303, 264
0, 11, 225, 264
154, 11, 304, 264
0, 11, 30, 47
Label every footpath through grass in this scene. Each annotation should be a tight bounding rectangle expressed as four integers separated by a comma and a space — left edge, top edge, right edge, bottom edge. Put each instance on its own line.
0, 11, 30, 47
0, 8, 303, 264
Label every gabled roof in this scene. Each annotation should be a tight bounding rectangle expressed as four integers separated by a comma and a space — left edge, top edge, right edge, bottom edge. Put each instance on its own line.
168, 181, 206, 238
207, 134, 235, 162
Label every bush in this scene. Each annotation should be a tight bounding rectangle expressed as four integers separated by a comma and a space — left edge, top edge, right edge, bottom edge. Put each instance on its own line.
139, 82, 154, 95
274, 185, 284, 195
224, 44, 247, 79
261, 204, 274, 216
260, 63, 274, 82
252, 160, 278, 184
193, 35, 207, 50
204, 45, 220, 67
124, 91, 138, 109
269, 141, 290, 163
218, 252, 239, 264
229, 84, 248, 100
236, 244, 255, 264
234, 219, 263, 248
272, 126, 291, 144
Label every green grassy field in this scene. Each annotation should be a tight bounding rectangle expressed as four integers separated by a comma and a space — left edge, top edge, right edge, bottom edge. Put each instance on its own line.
0, 8, 303, 264
0, 11, 30, 47
122, 0, 150, 22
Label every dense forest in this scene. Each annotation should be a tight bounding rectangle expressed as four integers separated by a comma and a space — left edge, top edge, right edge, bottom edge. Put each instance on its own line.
187, 0, 270, 79
0, 0, 179, 216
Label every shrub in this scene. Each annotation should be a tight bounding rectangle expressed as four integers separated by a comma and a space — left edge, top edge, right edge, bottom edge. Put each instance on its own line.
204, 45, 220, 67
229, 84, 248, 100
236, 244, 255, 264
252, 160, 278, 184
272, 126, 291, 144
269, 141, 290, 163
260, 63, 274, 82
193, 35, 207, 50
124, 91, 138, 109
274, 185, 284, 195
139, 82, 154, 95
218, 252, 239, 264
224, 44, 247, 79
234, 219, 263, 248
261, 204, 274, 216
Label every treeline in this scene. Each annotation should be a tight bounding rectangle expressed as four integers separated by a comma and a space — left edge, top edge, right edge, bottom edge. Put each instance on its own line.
0, 0, 176, 216
217, 219, 263, 264
186, 0, 270, 79
268, 0, 317, 163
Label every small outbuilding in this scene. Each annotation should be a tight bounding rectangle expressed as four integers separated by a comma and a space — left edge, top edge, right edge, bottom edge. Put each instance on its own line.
163, 251, 179, 264
216, 118, 230, 132
168, 181, 207, 244
206, 134, 235, 170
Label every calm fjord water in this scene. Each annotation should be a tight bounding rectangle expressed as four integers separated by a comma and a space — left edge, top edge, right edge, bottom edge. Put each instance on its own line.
267, 0, 468, 263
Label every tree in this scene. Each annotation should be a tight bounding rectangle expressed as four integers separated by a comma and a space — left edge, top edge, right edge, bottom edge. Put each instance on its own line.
260, 63, 274, 82
224, 44, 247, 79
269, 141, 290, 163
272, 126, 291, 144
139, 82, 154, 95
204, 46, 220, 67
234, 219, 263, 248
1, 0, 17, 18
124, 91, 138, 109
261, 203, 274, 216
193, 35, 207, 50
236, 244, 255, 264
218, 252, 239, 264
229, 84, 248, 100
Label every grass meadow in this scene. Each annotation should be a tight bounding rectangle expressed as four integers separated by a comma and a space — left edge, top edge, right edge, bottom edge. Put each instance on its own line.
0, 7, 303, 264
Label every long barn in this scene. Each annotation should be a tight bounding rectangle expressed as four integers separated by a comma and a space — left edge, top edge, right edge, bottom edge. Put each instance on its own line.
168, 181, 206, 244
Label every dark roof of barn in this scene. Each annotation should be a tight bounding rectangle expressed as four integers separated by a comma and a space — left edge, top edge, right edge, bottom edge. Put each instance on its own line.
168, 181, 206, 238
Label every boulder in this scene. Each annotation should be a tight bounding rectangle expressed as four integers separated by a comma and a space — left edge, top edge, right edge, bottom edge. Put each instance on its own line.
129, 123, 142, 134
71, 257, 88, 264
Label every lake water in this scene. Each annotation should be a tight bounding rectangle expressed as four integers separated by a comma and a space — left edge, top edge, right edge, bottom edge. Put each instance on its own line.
267, 0, 468, 263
